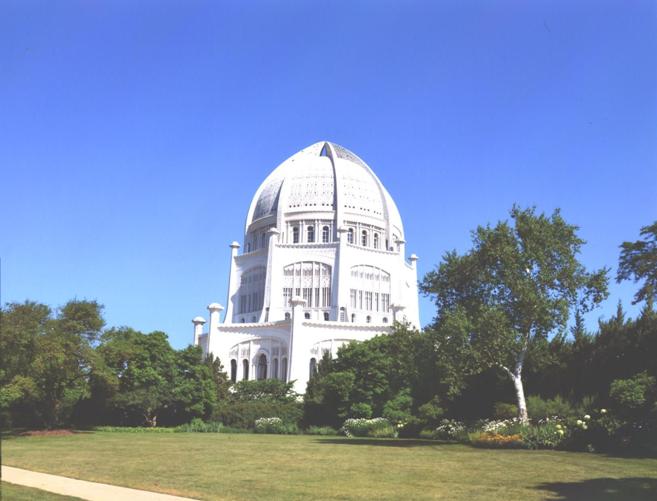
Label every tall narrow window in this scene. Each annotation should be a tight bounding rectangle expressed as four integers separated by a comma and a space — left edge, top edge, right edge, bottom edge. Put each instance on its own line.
307, 225, 315, 243
374, 233, 379, 249
340, 307, 346, 322
242, 359, 249, 380
322, 226, 330, 243
230, 359, 237, 383
292, 226, 299, 243
309, 358, 317, 378
362, 230, 368, 247
257, 354, 267, 380
246, 242, 251, 253
366, 315, 371, 323
260, 233, 266, 249
347, 228, 354, 244
323, 311, 329, 321
285, 312, 291, 320
351, 313, 356, 323
273, 358, 279, 380
281, 357, 288, 381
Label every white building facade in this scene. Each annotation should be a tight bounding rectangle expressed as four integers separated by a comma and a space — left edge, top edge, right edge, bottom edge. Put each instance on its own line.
192, 141, 420, 393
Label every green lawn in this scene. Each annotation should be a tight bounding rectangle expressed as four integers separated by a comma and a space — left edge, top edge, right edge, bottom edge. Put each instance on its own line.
1, 482, 82, 500
2, 432, 657, 500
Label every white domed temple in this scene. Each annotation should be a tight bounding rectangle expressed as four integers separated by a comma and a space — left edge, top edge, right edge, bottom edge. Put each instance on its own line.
192, 141, 420, 393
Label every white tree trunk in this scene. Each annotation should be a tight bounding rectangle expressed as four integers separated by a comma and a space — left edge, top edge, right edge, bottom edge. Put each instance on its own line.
511, 371, 528, 423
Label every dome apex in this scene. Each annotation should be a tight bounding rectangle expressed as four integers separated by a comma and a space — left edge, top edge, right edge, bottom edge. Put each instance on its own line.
246, 142, 403, 239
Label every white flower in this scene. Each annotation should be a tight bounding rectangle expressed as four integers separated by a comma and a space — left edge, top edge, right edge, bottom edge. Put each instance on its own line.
576, 420, 583, 425
600, 409, 607, 414
584, 414, 591, 420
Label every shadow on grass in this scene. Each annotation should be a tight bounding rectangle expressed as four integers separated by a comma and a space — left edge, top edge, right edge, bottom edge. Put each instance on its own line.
315, 438, 446, 447
0, 429, 94, 440
536, 477, 657, 501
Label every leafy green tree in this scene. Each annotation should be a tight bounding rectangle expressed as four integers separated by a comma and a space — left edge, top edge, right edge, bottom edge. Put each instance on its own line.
0, 300, 105, 428
421, 206, 608, 422
168, 346, 224, 423
98, 328, 177, 426
618, 221, 657, 306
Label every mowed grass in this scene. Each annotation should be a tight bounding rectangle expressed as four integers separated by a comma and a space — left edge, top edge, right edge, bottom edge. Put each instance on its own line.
3, 432, 657, 500
1, 482, 83, 500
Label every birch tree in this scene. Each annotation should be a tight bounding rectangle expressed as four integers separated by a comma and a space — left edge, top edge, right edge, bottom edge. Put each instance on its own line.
421, 206, 608, 422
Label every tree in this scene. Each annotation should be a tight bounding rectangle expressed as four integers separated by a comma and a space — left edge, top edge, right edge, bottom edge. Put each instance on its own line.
98, 328, 177, 426
421, 206, 608, 422
0, 300, 105, 428
618, 221, 657, 307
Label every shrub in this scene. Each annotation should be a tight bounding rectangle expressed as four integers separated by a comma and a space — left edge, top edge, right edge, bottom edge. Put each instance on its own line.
94, 426, 176, 433
382, 390, 414, 426
527, 395, 576, 419
349, 403, 372, 419
521, 422, 567, 449
493, 402, 518, 419
305, 425, 338, 436
340, 418, 397, 438
175, 418, 223, 433
431, 419, 466, 441
214, 400, 302, 429
417, 397, 445, 427
254, 417, 298, 434
478, 418, 523, 435
471, 432, 523, 448
610, 372, 656, 414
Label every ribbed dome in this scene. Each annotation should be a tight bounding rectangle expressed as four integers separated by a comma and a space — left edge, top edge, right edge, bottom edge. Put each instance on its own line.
245, 142, 404, 238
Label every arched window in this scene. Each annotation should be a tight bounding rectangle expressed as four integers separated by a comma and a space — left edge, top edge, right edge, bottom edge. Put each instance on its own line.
374, 233, 379, 249
351, 313, 356, 323
241, 318, 245, 323
339, 307, 346, 322
230, 359, 237, 383
292, 226, 299, 243
307, 225, 315, 243
281, 357, 288, 381
304, 312, 311, 319
273, 358, 279, 380
285, 312, 291, 320
347, 228, 354, 244
383, 317, 388, 323
257, 354, 267, 380
242, 359, 249, 380
309, 358, 317, 379
366, 315, 371, 323
323, 311, 329, 321
361, 230, 368, 247
322, 226, 330, 243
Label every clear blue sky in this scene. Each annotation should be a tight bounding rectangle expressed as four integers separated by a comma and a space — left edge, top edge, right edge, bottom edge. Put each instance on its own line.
1, 1, 655, 349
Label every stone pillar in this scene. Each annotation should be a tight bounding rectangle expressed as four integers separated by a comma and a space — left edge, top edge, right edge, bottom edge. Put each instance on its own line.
334, 226, 350, 320
192, 316, 206, 346
207, 303, 224, 345
261, 228, 280, 322
288, 297, 308, 393
408, 254, 420, 330
224, 241, 240, 322
391, 304, 406, 324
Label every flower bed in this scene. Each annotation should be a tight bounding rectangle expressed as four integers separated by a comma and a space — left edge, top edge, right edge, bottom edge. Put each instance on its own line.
340, 418, 397, 438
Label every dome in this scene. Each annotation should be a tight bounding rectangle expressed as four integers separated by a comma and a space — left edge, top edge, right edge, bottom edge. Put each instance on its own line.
245, 142, 404, 238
